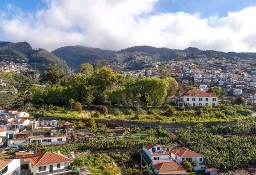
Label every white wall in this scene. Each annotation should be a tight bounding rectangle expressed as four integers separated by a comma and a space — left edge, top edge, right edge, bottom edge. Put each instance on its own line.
30, 136, 66, 145
17, 112, 29, 118
182, 96, 218, 107
171, 153, 205, 171
0, 131, 6, 137
30, 162, 69, 175
1, 159, 21, 175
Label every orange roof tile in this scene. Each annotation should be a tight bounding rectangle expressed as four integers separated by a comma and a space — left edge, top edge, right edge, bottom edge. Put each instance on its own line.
28, 152, 71, 166
171, 147, 203, 158
154, 161, 186, 174
0, 128, 6, 132
0, 159, 12, 170
183, 89, 216, 97
144, 143, 156, 150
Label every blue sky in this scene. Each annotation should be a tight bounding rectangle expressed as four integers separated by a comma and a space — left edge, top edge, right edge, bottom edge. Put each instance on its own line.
1, 0, 256, 17
0, 0, 256, 52
156, 0, 256, 17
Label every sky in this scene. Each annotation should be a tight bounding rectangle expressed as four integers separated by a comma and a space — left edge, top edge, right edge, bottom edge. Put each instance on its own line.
0, 0, 256, 52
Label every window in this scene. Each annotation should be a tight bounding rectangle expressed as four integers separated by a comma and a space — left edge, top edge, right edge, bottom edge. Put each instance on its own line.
206, 98, 208, 101
192, 98, 195, 101
157, 147, 160, 150
57, 163, 61, 169
213, 103, 216, 107
186, 158, 192, 162
193, 103, 195, 106
199, 98, 202, 101
42, 139, 51, 142
199, 158, 203, 162
57, 138, 62, 142
187, 98, 189, 101
39, 166, 46, 172
154, 157, 160, 160
213, 98, 216, 101
1, 166, 8, 174
199, 103, 202, 106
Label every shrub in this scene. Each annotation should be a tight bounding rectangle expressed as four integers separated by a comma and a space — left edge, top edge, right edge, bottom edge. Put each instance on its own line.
122, 108, 134, 115
100, 106, 108, 116
164, 105, 177, 116
182, 160, 193, 172
74, 102, 82, 111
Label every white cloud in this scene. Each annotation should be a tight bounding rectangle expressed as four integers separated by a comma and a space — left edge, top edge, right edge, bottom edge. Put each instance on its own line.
0, 0, 256, 52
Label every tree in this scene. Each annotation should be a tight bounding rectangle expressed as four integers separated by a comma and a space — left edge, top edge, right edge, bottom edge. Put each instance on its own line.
87, 118, 97, 129
68, 98, 75, 109
249, 87, 256, 106
100, 106, 108, 116
69, 74, 94, 104
164, 77, 178, 104
192, 160, 199, 167
182, 160, 193, 172
232, 97, 245, 105
42, 64, 65, 84
80, 63, 94, 76
74, 102, 82, 111
89, 67, 124, 103
128, 78, 169, 107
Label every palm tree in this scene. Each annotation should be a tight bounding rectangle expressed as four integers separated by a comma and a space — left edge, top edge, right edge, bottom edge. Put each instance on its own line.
250, 87, 256, 106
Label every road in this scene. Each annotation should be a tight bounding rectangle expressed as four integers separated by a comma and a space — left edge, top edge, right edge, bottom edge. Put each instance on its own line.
97, 120, 238, 131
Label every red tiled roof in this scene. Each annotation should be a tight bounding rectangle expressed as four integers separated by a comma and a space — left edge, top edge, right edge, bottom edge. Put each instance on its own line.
0, 128, 5, 132
0, 160, 12, 170
144, 143, 156, 150
171, 147, 203, 158
28, 152, 71, 166
183, 89, 216, 97
154, 161, 186, 174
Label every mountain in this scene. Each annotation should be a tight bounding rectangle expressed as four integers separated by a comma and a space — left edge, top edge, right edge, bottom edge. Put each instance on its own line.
52, 45, 256, 71
0, 41, 68, 72
51, 46, 115, 70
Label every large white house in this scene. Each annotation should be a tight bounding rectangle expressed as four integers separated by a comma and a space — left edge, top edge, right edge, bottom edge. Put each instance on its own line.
28, 152, 71, 175
0, 159, 20, 175
170, 147, 206, 171
178, 89, 218, 107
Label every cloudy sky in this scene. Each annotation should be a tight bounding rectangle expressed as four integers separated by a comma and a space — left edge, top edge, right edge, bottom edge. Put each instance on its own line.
0, 0, 256, 52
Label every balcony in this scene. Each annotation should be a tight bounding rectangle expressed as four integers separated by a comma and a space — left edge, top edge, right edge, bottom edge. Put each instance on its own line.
36, 167, 72, 175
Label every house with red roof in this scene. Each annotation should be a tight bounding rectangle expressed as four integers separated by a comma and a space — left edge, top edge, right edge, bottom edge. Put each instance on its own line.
178, 89, 218, 107
0, 159, 20, 175
143, 144, 171, 165
27, 152, 71, 175
170, 147, 206, 171
153, 161, 187, 175
0, 128, 6, 137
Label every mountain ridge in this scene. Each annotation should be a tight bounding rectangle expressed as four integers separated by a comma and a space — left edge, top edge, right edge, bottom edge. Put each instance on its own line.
52, 45, 256, 71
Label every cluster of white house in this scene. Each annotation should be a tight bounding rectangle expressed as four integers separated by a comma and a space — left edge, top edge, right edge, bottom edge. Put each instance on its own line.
143, 143, 217, 175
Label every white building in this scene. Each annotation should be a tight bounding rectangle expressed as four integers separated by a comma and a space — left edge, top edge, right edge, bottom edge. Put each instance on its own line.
233, 89, 243, 96
143, 143, 171, 165
170, 147, 205, 171
199, 84, 208, 91
179, 89, 218, 107
0, 159, 20, 175
28, 152, 71, 175
16, 112, 29, 118
0, 128, 6, 137
29, 136, 66, 146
